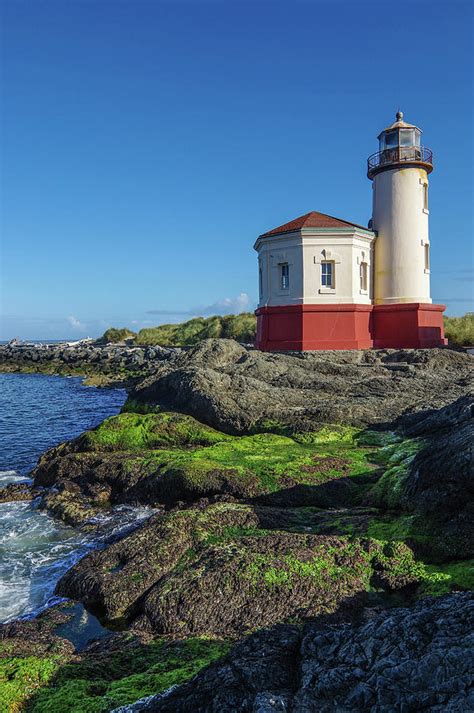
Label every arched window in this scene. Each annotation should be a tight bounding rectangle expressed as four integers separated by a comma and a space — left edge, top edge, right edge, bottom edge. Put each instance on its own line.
424, 243, 430, 271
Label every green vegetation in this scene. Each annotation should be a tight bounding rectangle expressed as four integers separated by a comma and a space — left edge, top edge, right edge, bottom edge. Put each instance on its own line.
419, 559, 474, 596
0, 656, 59, 712
1, 638, 229, 713
443, 313, 474, 347
95, 312, 473, 347
134, 313, 257, 346
83, 412, 231, 451
243, 540, 373, 590
368, 438, 425, 509
100, 327, 137, 344
80, 413, 378, 498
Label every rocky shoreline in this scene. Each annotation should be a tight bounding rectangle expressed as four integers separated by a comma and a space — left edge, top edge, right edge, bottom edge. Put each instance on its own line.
0, 340, 473, 711
0, 342, 175, 386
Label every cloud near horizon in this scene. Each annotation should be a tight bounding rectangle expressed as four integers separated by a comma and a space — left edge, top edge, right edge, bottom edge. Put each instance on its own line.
68, 315, 86, 330
147, 292, 254, 317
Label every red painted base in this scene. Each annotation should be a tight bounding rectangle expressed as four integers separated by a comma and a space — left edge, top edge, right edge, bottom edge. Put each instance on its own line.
255, 303, 446, 351
371, 303, 447, 349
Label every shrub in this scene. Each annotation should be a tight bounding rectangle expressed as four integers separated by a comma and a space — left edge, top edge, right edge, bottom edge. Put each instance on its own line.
100, 328, 136, 344
443, 313, 474, 347
134, 313, 257, 346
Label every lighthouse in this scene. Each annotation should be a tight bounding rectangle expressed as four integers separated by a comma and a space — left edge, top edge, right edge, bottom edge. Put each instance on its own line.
254, 111, 446, 351
368, 111, 446, 348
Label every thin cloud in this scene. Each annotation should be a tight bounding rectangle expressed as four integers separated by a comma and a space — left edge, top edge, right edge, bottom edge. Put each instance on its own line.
147, 292, 255, 318
68, 315, 85, 330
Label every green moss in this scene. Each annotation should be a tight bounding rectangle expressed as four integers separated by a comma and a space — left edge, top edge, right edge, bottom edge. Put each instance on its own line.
418, 559, 474, 597
17, 639, 229, 713
83, 412, 231, 451
243, 540, 373, 591
355, 430, 402, 447
372, 540, 427, 582
367, 515, 418, 541
0, 655, 60, 711
76, 413, 379, 500
369, 438, 425, 509
293, 425, 360, 445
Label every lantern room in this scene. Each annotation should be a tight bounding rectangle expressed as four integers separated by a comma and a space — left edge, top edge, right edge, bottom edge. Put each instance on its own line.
367, 111, 433, 178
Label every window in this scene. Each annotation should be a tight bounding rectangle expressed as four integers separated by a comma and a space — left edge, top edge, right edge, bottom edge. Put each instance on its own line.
384, 130, 398, 149
424, 243, 430, 271
259, 267, 263, 299
360, 261, 368, 291
399, 129, 415, 147
423, 183, 429, 211
321, 261, 334, 288
280, 263, 289, 290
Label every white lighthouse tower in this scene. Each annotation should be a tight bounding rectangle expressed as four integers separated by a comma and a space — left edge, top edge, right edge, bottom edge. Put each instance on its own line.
367, 111, 446, 347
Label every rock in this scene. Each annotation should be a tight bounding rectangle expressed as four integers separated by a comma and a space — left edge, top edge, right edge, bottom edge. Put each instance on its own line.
56, 502, 426, 635
0, 342, 177, 386
402, 395, 474, 561
56, 503, 261, 622
0, 603, 77, 658
144, 593, 474, 712
0, 481, 42, 502
31, 411, 377, 519
367, 395, 474, 561
130, 339, 472, 434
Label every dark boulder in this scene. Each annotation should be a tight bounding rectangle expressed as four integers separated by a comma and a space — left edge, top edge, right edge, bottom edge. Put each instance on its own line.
130, 340, 472, 434
142, 593, 474, 712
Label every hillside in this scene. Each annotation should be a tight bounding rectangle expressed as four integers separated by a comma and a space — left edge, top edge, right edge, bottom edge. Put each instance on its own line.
99, 313, 257, 346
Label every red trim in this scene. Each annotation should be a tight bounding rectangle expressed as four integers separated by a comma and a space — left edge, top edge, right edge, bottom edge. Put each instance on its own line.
255, 303, 446, 351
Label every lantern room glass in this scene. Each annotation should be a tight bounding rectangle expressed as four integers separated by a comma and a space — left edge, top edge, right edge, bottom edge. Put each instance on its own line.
379, 128, 421, 151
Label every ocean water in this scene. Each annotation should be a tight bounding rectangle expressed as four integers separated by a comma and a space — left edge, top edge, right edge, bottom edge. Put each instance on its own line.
0, 373, 150, 623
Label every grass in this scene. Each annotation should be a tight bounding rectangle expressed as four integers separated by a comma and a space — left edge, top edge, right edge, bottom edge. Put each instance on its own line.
0, 638, 230, 713
443, 313, 474, 347
99, 328, 136, 344
133, 313, 257, 346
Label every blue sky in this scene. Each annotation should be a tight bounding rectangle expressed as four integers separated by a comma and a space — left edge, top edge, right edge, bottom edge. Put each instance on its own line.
1, 0, 473, 339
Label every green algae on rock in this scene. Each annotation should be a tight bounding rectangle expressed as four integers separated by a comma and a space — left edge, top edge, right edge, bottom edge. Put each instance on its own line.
0, 634, 229, 713
32, 413, 380, 522
55, 502, 435, 638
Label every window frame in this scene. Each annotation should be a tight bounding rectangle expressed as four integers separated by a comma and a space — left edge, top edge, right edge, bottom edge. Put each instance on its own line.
360, 261, 368, 292
280, 262, 290, 291
423, 183, 429, 211
424, 243, 430, 272
321, 260, 335, 289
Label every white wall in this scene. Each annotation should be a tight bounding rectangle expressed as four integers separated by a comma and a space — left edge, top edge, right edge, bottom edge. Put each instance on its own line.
372, 167, 431, 304
255, 229, 375, 307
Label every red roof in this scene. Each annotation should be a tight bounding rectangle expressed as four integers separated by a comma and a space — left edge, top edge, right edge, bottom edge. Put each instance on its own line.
259, 211, 369, 237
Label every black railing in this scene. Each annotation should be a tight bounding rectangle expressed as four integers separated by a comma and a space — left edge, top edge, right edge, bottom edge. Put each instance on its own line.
367, 146, 433, 176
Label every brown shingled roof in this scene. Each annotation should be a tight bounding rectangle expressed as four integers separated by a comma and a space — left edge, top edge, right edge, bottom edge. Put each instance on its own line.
260, 211, 369, 237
